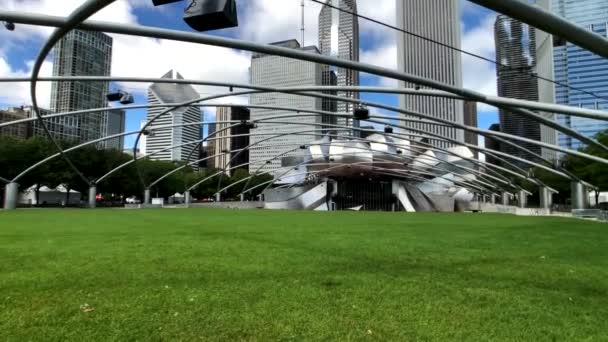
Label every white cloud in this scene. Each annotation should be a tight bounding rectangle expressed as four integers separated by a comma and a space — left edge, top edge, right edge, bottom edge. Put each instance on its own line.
239, 0, 323, 45
0, 57, 52, 108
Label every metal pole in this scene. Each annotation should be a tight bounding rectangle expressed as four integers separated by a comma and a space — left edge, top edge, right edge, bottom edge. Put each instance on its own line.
539, 187, 552, 210
518, 190, 528, 209
144, 188, 151, 205
215, 193, 221, 202
571, 182, 587, 210
88, 185, 96, 209
3, 182, 19, 210
502, 192, 510, 206
490, 194, 497, 205
184, 191, 191, 207
468, 0, 608, 60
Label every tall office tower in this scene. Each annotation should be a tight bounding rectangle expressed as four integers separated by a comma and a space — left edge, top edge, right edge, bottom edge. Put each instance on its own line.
103, 109, 126, 150
396, 0, 464, 148
485, 123, 502, 166
249, 40, 323, 174
318, 0, 359, 132
494, 15, 543, 163
49, 30, 113, 145
206, 122, 217, 169
213, 106, 250, 176
463, 101, 479, 147
146, 70, 202, 163
535, 0, 558, 160
551, 0, 608, 150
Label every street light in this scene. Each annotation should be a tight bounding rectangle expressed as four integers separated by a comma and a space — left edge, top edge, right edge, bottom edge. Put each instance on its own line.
152, 0, 239, 32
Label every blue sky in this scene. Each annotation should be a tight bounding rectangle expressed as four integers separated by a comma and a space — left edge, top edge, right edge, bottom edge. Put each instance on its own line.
0, 0, 500, 148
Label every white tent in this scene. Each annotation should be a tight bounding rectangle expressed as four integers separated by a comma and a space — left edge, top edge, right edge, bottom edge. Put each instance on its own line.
19, 184, 82, 205
169, 192, 185, 204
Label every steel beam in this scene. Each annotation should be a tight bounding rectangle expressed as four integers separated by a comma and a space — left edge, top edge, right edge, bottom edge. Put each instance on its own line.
468, 0, 608, 60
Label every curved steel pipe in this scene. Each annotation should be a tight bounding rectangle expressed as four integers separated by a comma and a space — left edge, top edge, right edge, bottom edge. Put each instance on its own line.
1, 77, 607, 121
27, 0, 116, 187
1, 10, 605, 151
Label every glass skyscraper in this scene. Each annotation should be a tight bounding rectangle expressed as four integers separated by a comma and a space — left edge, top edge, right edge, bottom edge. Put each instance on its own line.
49, 30, 113, 145
551, 0, 608, 150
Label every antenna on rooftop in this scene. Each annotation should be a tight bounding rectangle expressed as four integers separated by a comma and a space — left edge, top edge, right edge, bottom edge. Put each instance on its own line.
301, 0, 305, 46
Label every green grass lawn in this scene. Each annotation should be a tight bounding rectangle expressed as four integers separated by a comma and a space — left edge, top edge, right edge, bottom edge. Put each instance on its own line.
0, 209, 607, 341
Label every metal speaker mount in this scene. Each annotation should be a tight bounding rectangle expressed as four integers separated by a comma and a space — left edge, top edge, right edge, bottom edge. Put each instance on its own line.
183, 0, 239, 32
152, 0, 183, 6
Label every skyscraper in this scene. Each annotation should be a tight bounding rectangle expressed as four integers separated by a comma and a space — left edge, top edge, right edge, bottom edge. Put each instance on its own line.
213, 106, 250, 176
396, 0, 464, 148
145, 70, 202, 163
318, 0, 359, 132
249, 40, 323, 174
104, 109, 126, 150
494, 15, 542, 161
463, 101, 479, 148
551, 0, 608, 150
49, 30, 113, 145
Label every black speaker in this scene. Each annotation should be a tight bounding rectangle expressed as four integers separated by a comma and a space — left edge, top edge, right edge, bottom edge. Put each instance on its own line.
152, 0, 183, 6
384, 126, 393, 134
353, 107, 369, 120
183, 0, 238, 32
106, 91, 123, 102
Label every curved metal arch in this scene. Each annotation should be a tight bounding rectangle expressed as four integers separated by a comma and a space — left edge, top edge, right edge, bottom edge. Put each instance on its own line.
225, 161, 490, 203
0, 10, 602, 122
119, 111, 563, 197
210, 126, 515, 195
256, 144, 507, 196
469, 0, 608, 60
2, 88, 602, 174
221, 146, 503, 199
241, 162, 488, 202
185, 130, 506, 198
27, 0, 116, 187
137, 84, 607, 166
147, 128, 352, 190
252, 120, 558, 192
212, 152, 491, 200
134, 83, 608, 171
2, 77, 607, 121
126, 94, 588, 190
2, 11, 606, 153
11, 120, 239, 184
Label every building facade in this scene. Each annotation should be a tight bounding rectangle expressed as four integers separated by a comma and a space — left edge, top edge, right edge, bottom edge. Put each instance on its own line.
212, 106, 250, 176
485, 123, 502, 166
463, 101, 479, 148
551, 0, 608, 150
145, 70, 202, 163
49, 30, 113, 146
319, 0, 360, 132
249, 40, 323, 174
396, 0, 464, 148
494, 15, 543, 161
206, 122, 217, 169
0, 108, 30, 139
104, 109, 126, 150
